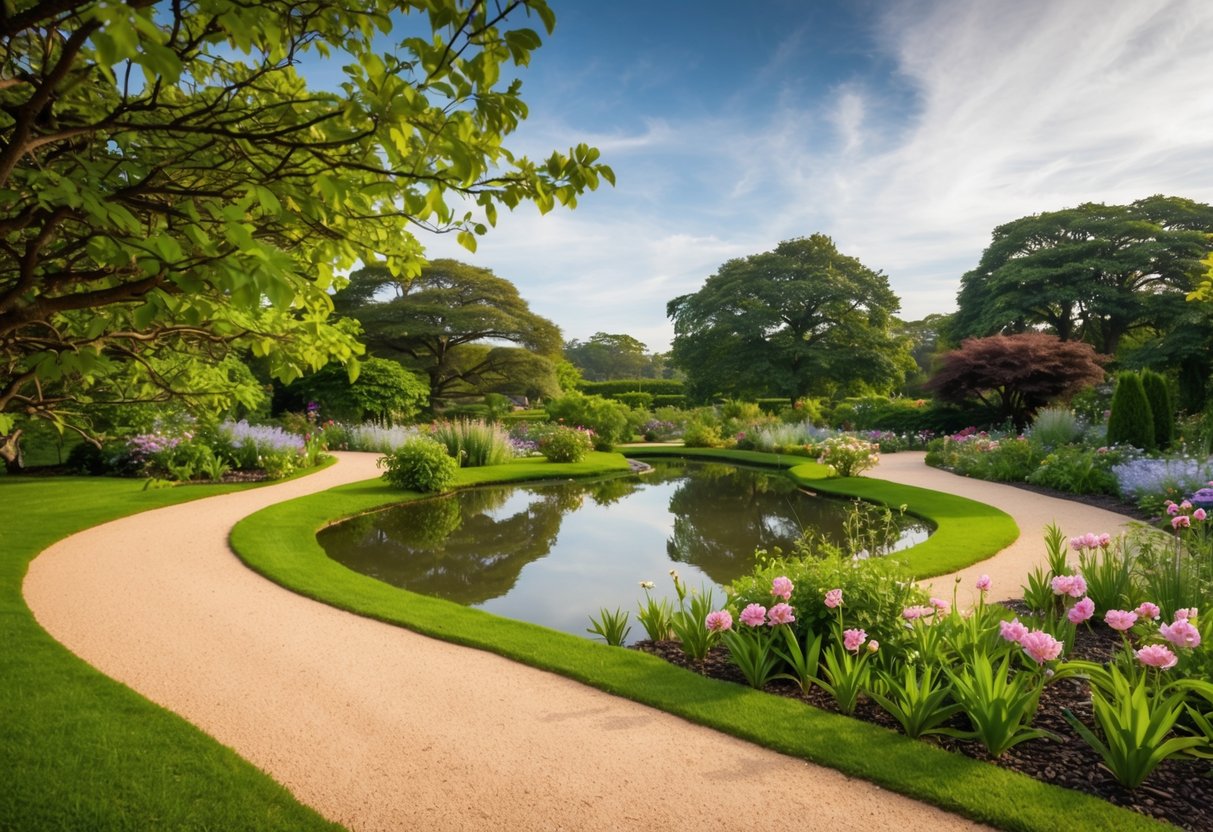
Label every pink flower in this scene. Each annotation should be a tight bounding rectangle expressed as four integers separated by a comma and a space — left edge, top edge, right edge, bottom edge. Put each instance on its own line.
767, 603, 796, 627
867, 640, 880, 653
1069, 537, 1084, 552
1135, 602, 1161, 620
1020, 629, 1063, 664
739, 604, 767, 627
929, 596, 951, 615
1160, 619, 1202, 649
975, 574, 992, 593
1136, 644, 1178, 669
999, 618, 1029, 644
1181, 501, 1193, 510
770, 576, 793, 601
1068, 596, 1096, 624
902, 604, 934, 621
1196, 508, 1208, 521
1176, 607, 1198, 621
1097, 533, 1112, 548
1104, 610, 1138, 631
1051, 574, 1087, 598
1172, 515, 1191, 530
705, 610, 733, 633
1166, 502, 1180, 516
824, 588, 843, 609
842, 628, 867, 653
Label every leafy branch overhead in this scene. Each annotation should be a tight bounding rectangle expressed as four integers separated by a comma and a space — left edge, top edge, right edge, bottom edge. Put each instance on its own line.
0, 0, 612, 439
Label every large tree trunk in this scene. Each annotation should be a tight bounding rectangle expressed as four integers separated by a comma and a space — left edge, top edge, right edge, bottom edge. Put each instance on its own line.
0, 429, 24, 474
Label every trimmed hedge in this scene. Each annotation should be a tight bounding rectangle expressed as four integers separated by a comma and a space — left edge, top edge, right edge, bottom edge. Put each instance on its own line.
579, 379, 684, 397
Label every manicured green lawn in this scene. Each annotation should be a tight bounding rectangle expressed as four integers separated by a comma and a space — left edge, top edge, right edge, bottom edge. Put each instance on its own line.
1, 476, 342, 832
231, 448, 1166, 832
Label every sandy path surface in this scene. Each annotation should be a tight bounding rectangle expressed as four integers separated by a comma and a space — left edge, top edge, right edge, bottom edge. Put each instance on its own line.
21, 451, 1131, 832
871, 452, 1138, 605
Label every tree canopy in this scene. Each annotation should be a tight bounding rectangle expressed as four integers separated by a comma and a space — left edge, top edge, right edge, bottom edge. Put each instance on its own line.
564, 332, 670, 380
666, 235, 913, 402
951, 196, 1213, 356
0, 0, 611, 462
333, 259, 561, 407
926, 333, 1108, 430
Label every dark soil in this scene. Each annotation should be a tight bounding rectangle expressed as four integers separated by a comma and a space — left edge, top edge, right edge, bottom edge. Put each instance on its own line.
634, 618, 1212, 830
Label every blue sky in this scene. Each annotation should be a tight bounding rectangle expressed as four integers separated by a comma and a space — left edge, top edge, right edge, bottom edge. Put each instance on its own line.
406, 0, 1213, 352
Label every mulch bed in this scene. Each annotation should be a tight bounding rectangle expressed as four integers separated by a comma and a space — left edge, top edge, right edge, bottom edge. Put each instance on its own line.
634, 618, 1212, 830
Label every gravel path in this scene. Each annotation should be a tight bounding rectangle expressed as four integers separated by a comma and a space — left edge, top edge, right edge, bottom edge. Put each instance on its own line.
22, 451, 1132, 831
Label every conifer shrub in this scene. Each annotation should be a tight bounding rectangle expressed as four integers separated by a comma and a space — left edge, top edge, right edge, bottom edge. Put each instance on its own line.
1140, 369, 1174, 450
1105, 371, 1155, 451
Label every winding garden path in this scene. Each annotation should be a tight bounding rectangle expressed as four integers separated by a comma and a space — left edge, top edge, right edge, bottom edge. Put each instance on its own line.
23, 451, 1134, 831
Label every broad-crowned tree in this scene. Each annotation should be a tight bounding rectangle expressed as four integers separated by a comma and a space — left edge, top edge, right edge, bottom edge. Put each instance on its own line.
0, 0, 612, 468
667, 235, 913, 402
334, 260, 561, 408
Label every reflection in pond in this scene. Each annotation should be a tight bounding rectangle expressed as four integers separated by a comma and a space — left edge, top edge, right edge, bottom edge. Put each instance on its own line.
318, 459, 931, 641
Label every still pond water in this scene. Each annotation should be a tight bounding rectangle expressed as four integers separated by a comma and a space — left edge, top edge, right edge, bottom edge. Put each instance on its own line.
318, 459, 930, 643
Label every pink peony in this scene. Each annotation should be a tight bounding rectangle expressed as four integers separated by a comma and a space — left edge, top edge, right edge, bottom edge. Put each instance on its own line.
1195, 508, 1208, 521
842, 628, 867, 653
975, 574, 992, 593
902, 604, 934, 621
1069, 537, 1084, 551
1135, 602, 1161, 620
770, 576, 794, 601
1098, 533, 1112, 548
1136, 644, 1178, 669
739, 603, 767, 627
767, 603, 796, 627
929, 596, 951, 615
824, 588, 843, 609
867, 640, 880, 653
1104, 610, 1138, 632
1175, 607, 1198, 621
1068, 596, 1096, 624
1181, 501, 1193, 510
705, 610, 733, 633
1051, 574, 1087, 598
1020, 629, 1064, 664
1172, 515, 1191, 530
999, 618, 1029, 644
1166, 502, 1180, 516
1160, 619, 1201, 649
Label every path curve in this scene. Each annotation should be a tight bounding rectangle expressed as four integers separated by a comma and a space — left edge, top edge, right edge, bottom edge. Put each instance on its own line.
871, 452, 1138, 605
22, 451, 1129, 832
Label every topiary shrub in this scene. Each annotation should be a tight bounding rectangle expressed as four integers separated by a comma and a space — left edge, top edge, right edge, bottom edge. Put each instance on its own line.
1140, 369, 1174, 451
1106, 371, 1155, 451
377, 436, 458, 493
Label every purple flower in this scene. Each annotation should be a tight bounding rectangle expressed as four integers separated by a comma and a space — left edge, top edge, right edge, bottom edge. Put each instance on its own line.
767, 603, 796, 627
739, 604, 767, 628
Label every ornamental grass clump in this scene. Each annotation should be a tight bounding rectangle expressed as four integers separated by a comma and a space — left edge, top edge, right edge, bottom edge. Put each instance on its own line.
345, 422, 420, 453
429, 419, 514, 467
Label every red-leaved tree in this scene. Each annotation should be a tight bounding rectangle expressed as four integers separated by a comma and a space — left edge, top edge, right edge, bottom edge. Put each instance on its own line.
926, 333, 1108, 430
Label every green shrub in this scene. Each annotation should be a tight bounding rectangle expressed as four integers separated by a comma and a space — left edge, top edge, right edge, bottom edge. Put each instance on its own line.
1027, 445, 1118, 495
817, 436, 880, 477
377, 436, 458, 493
651, 394, 687, 408
1106, 372, 1155, 451
578, 379, 685, 397
682, 420, 725, 448
929, 434, 1039, 482
537, 425, 595, 462
613, 391, 653, 410
1140, 370, 1174, 451
545, 391, 631, 449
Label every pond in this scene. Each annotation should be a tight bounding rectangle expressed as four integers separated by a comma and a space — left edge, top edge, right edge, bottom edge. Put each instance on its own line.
318, 458, 931, 643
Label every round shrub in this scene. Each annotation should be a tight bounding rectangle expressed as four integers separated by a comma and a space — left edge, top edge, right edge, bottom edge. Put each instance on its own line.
537, 425, 594, 462
817, 435, 880, 477
377, 436, 458, 493
1106, 371, 1155, 451
545, 391, 630, 449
